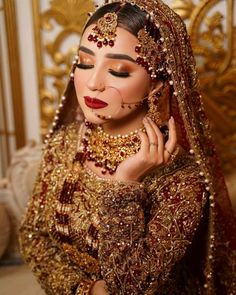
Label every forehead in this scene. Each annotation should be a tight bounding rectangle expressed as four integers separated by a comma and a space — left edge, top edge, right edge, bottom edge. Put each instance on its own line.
80, 25, 139, 56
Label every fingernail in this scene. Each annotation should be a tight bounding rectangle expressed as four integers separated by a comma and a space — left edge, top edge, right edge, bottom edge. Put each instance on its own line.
170, 116, 174, 122
146, 116, 152, 121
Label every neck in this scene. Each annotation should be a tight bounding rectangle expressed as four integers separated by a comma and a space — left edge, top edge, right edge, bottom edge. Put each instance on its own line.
101, 106, 147, 136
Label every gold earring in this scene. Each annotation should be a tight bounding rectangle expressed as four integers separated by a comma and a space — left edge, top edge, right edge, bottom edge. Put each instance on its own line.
147, 84, 170, 126
147, 91, 162, 125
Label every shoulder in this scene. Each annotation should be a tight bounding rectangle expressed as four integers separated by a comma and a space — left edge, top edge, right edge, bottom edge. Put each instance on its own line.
45, 122, 79, 150
44, 122, 79, 154
41, 122, 79, 166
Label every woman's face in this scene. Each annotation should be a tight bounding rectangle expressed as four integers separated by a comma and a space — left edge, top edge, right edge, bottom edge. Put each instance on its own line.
74, 25, 152, 124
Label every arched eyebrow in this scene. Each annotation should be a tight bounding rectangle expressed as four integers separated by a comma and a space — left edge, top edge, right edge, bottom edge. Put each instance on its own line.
106, 53, 136, 63
79, 46, 94, 56
79, 46, 136, 63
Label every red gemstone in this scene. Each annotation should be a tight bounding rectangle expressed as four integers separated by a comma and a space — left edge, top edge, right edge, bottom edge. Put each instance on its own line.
108, 40, 114, 47
97, 41, 102, 48
103, 39, 108, 46
135, 46, 141, 53
143, 61, 148, 69
136, 57, 143, 64
93, 36, 98, 42
88, 34, 93, 41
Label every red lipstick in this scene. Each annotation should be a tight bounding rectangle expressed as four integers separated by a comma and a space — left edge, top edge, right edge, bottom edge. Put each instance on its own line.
84, 96, 108, 109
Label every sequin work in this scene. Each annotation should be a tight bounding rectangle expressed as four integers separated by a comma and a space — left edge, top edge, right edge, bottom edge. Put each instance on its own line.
19, 123, 211, 295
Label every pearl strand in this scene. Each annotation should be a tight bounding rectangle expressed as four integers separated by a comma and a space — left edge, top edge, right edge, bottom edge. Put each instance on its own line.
97, 125, 145, 140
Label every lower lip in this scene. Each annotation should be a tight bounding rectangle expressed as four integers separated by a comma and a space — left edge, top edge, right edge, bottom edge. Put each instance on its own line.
84, 96, 108, 109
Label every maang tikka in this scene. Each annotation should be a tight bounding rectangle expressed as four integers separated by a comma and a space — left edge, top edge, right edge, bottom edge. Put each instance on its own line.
88, 4, 125, 48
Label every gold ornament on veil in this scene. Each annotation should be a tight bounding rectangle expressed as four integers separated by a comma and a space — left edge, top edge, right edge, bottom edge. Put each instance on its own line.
135, 14, 170, 82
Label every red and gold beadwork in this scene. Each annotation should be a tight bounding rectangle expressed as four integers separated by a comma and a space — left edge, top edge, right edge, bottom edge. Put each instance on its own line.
88, 12, 118, 48
77, 121, 145, 175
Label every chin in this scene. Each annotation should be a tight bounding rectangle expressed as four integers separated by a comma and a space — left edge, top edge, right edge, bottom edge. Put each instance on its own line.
83, 111, 106, 125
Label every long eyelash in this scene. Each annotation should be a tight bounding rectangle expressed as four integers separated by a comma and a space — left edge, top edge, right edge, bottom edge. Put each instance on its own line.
76, 63, 94, 69
109, 69, 130, 78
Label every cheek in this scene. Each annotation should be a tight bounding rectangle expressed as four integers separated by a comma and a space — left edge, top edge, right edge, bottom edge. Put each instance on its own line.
116, 74, 150, 100
74, 70, 86, 94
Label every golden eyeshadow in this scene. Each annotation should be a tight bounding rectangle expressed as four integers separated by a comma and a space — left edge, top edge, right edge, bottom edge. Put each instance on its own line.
79, 53, 93, 64
109, 63, 132, 72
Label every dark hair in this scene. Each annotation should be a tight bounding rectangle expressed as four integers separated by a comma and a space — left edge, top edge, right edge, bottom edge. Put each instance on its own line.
84, 2, 147, 37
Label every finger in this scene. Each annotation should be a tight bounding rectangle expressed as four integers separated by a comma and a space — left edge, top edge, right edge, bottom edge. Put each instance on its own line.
164, 116, 177, 161
138, 130, 149, 156
147, 117, 164, 158
143, 117, 159, 152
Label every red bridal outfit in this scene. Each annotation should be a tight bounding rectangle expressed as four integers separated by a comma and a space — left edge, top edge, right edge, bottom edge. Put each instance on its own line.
19, 1, 236, 294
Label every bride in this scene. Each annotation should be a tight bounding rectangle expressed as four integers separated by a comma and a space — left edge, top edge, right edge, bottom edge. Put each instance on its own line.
19, 1, 236, 294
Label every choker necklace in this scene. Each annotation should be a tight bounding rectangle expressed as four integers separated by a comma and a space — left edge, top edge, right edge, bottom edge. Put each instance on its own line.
77, 121, 144, 175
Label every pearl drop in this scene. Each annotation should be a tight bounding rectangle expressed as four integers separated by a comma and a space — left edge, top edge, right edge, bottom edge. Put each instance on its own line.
189, 149, 194, 154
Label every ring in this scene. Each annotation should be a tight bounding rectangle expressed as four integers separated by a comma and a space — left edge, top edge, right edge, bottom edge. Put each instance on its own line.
150, 142, 158, 147
165, 146, 180, 162
165, 148, 173, 156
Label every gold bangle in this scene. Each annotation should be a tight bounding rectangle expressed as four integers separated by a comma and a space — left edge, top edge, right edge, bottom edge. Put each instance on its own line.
76, 280, 92, 295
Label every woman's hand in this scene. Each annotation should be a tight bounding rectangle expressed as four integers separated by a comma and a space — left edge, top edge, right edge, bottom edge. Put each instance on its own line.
114, 116, 177, 182
90, 280, 108, 295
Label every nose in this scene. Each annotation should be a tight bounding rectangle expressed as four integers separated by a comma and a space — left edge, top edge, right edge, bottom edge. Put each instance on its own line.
86, 68, 106, 92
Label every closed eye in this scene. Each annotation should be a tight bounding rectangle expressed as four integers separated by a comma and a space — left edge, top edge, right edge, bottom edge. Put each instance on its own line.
108, 69, 130, 78
76, 63, 94, 69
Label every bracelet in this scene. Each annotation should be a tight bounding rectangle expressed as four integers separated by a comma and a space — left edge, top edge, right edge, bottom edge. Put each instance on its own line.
76, 280, 92, 295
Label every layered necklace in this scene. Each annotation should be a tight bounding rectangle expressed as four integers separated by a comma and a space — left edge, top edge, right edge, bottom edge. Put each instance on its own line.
76, 121, 144, 175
